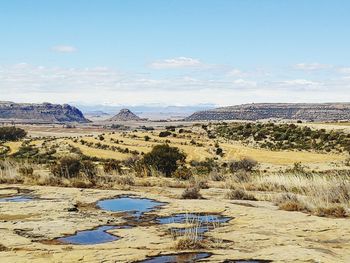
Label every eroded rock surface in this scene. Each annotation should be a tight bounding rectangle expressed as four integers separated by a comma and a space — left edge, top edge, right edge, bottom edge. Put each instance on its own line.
0, 185, 349, 262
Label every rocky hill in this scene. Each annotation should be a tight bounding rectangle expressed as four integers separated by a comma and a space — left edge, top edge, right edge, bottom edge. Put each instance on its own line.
108, 109, 143, 121
0, 101, 89, 123
185, 103, 350, 121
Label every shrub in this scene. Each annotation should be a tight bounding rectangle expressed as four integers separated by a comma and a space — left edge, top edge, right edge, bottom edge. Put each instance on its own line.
144, 135, 151, 141
165, 126, 176, 131
314, 206, 347, 218
51, 157, 82, 178
181, 187, 202, 199
159, 131, 172, 137
103, 160, 122, 173
122, 155, 150, 177
173, 166, 192, 180
286, 162, 307, 174
190, 158, 217, 175
194, 179, 210, 189
210, 169, 225, 181
233, 170, 251, 182
81, 160, 97, 179
215, 147, 224, 156
345, 158, 350, 167
279, 201, 307, 212
123, 155, 140, 167
18, 166, 34, 177
174, 236, 204, 250
226, 189, 256, 201
115, 175, 135, 186
143, 144, 186, 177
229, 158, 258, 173
275, 193, 308, 212
0, 127, 27, 141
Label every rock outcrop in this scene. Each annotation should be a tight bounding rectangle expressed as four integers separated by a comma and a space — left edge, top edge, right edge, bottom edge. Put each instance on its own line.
0, 101, 89, 123
185, 103, 350, 121
108, 109, 142, 121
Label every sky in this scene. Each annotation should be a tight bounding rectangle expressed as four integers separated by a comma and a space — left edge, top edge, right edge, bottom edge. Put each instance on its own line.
1, 0, 350, 107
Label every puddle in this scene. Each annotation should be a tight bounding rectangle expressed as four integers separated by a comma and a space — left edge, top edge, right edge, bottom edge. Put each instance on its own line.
57, 226, 120, 245
0, 195, 34, 202
157, 213, 231, 225
156, 213, 231, 238
57, 196, 165, 245
97, 196, 166, 217
157, 213, 232, 238
136, 252, 211, 263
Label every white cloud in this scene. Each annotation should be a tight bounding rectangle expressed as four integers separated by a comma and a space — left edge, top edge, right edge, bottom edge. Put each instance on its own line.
227, 69, 243, 77
150, 57, 202, 69
294, 63, 331, 71
51, 45, 77, 53
338, 67, 350, 75
233, 79, 257, 87
280, 79, 320, 87
1, 63, 350, 106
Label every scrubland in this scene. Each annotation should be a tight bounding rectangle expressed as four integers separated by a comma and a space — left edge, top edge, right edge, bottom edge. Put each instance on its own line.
0, 121, 350, 262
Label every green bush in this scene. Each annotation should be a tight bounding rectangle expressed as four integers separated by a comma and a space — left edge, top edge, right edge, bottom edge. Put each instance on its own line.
143, 144, 186, 177
215, 122, 350, 153
0, 127, 26, 141
159, 131, 172, 137
190, 158, 217, 175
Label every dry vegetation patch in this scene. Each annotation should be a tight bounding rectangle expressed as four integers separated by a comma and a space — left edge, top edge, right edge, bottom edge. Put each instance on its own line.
225, 189, 256, 201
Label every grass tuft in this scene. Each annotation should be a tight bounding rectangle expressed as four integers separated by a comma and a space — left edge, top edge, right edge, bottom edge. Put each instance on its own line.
181, 187, 202, 199
226, 189, 256, 201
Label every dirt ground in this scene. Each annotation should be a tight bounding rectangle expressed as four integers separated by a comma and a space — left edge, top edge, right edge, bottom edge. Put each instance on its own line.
0, 184, 349, 263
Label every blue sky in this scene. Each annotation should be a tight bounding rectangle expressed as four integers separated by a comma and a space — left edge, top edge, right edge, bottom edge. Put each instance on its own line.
1, 0, 350, 106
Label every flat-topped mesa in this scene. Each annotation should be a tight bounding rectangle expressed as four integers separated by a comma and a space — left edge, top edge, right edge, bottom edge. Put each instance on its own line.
185, 103, 350, 122
108, 108, 142, 121
0, 101, 90, 123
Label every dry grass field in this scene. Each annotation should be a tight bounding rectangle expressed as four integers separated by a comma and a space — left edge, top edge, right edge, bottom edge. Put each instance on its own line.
5, 124, 346, 168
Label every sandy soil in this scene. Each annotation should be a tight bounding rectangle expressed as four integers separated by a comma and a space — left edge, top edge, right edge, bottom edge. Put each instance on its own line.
0, 184, 349, 263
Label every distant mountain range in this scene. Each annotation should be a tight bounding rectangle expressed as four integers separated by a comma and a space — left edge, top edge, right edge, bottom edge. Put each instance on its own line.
76, 104, 216, 120
2, 101, 349, 124
0, 101, 89, 123
185, 103, 350, 121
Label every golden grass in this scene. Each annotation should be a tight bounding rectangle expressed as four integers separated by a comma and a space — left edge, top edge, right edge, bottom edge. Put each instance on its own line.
314, 122, 350, 126
221, 142, 344, 165
6, 127, 346, 166
3, 141, 22, 155
82, 136, 152, 153
68, 141, 130, 160
68, 132, 346, 165
80, 133, 212, 161
231, 172, 350, 217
